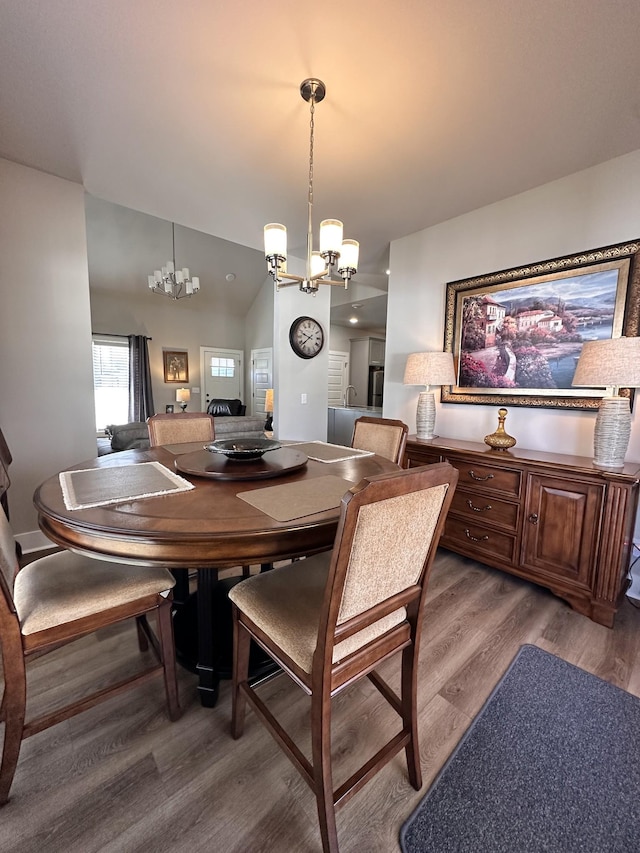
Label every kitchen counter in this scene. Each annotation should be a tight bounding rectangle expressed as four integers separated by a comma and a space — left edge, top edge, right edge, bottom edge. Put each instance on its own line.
327, 406, 382, 446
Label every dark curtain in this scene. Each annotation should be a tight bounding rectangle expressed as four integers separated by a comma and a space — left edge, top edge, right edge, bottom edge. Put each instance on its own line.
128, 335, 154, 422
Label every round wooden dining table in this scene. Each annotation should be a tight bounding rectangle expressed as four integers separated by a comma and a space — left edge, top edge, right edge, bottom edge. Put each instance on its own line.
33, 443, 399, 706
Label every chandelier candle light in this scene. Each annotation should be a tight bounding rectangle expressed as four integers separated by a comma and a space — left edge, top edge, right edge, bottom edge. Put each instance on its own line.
148, 223, 200, 300
176, 388, 190, 412
403, 352, 456, 440
572, 336, 640, 469
264, 79, 359, 294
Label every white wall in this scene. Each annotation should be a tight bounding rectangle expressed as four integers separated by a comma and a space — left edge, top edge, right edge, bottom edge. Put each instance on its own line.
385, 149, 640, 535
329, 324, 353, 353
273, 262, 331, 441
0, 158, 96, 539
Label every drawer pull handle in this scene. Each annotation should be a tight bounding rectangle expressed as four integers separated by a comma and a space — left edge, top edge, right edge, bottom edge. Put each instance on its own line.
528, 513, 539, 525
464, 528, 489, 542
468, 470, 494, 481
466, 499, 492, 513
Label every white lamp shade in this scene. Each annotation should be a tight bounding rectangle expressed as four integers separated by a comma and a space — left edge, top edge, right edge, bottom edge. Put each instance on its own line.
264, 388, 274, 413
176, 388, 190, 403
403, 352, 456, 387
338, 239, 359, 272
264, 223, 287, 258
310, 251, 326, 277
319, 219, 343, 254
148, 275, 155, 289
572, 337, 640, 389
191, 276, 200, 291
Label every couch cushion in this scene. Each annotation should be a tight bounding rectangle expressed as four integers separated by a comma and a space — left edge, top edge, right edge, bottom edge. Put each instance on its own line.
108, 422, 151, 451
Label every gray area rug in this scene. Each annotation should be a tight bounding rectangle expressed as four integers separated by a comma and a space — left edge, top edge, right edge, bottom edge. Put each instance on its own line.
400, 644, 640, 853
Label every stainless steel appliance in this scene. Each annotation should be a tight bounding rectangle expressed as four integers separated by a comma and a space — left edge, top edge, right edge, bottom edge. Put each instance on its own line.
368, 366, 384, 407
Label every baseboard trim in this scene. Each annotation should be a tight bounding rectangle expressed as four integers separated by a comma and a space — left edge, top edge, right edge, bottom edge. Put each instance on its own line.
16, 528, 56, 554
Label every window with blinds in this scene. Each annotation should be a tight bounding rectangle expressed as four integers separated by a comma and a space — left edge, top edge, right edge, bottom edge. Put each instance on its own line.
92, 336, 129, 431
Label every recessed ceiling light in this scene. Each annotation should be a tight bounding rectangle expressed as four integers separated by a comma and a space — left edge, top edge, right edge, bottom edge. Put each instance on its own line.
349, 316, 358, 324
225, 273, 236, 282
351, 303, 362, 309
385, 269, 391, 275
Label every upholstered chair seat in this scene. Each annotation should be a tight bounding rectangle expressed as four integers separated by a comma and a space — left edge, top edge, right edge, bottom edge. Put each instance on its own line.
0, 499, 181, 806
14, 553, 174, 637
229, 554, 408, 671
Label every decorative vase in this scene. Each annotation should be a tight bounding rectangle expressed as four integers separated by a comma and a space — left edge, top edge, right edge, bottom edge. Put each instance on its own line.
484, 408, 517, 451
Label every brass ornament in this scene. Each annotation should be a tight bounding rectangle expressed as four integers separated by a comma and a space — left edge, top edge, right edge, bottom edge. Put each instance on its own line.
484, 408, 517, 451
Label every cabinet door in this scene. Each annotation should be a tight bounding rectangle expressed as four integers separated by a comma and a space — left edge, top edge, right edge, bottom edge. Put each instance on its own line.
369, 338, 385, 365
521, 473, 603, 586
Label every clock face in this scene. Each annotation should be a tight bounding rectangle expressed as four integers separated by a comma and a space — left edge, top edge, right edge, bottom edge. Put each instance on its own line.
289, 316, 325, 359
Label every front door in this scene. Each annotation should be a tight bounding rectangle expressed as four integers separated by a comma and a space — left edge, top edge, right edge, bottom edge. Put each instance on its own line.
200, 347, 244, 411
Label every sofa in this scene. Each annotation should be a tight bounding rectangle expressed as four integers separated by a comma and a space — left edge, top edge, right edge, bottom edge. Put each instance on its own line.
104, 413, 265, 453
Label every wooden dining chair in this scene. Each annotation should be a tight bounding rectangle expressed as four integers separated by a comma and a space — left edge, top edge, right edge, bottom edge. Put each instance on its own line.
0, 505, 181, 805
147, 411, 216, 446
0, 427, 21, 560
229, 462, 458, 853
351, 416, 409, 466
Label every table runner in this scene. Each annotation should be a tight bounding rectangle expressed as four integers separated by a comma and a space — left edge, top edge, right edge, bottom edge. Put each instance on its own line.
59, 461, 194, 510
237, 475, 354, 521
286, 441, 374, 463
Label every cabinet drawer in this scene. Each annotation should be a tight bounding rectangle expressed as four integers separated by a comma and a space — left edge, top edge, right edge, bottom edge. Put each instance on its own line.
446, 458, 521, 498
442, 516, 517, 562
449, 488, 519, 532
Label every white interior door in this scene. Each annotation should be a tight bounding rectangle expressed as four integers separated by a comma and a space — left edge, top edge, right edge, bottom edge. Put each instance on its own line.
200, 347, 244, 410
251, 347, 273, 417
328, 351, 349, 407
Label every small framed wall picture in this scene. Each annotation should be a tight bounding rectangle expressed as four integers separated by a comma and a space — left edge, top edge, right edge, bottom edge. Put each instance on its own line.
165, 404, 174, 414
163, 350, 189, 383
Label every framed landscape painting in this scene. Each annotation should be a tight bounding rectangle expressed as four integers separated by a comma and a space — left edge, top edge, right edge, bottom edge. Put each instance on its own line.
442, 239, 640, 410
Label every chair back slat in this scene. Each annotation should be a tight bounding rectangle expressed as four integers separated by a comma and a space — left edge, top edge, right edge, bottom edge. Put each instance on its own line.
315, 462, 457, 668
147, 412, 215, 446
351, 417, 408, 465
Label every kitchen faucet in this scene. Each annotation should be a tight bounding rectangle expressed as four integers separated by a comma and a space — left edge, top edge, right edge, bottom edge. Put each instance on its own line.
344, 385, 357, 407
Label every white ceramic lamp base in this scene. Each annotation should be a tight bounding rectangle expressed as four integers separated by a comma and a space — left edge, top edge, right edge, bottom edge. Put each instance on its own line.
593, 396, 631, 470
416, 391, 436, 440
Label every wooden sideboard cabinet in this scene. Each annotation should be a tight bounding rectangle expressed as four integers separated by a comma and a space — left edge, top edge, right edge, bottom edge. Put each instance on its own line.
404, 436, 640, 627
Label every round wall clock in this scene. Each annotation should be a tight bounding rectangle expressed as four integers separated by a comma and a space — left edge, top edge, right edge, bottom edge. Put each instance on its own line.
289, 316, 325, 359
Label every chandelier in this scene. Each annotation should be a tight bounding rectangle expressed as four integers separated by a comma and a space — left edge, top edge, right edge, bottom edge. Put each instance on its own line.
264, 78, 359, 295
147, 222, 200, 300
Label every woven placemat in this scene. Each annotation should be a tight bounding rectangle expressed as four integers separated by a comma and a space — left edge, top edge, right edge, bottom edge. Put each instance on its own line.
59, 461, 194, 510
237, 475, 353, 521
287, 441, 374, 463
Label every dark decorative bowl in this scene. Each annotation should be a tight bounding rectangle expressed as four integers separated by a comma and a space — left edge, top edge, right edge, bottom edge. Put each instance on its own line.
204, 438, 281, 461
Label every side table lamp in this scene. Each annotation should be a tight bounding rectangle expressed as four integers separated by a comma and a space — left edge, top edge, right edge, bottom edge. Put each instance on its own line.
403, 351, 456, 440
176, 388, 190, 412
572, 336, 640, 469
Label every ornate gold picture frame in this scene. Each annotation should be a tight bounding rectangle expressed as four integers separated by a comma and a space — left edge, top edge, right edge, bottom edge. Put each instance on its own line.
442, 239, 640, 410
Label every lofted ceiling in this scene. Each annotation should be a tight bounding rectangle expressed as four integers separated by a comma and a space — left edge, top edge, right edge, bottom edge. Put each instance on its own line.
2, 0, 640, 330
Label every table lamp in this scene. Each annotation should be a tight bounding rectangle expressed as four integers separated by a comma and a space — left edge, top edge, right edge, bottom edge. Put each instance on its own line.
176, 388, 190, 412
572, 336, 640, 469
403, 352, 456, 440
264, 389, 274, 432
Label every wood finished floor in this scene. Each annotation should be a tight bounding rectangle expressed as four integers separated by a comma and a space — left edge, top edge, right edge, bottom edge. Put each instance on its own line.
3, 550, 640, 853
